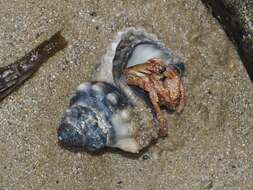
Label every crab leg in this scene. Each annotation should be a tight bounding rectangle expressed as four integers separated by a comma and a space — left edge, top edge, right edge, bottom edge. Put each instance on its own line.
148, 90, 168, 136
165, 66, 186, 113
176, 81, 186, 113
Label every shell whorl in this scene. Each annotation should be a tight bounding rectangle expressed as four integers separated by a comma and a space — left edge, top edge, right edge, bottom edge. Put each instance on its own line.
58, 28, 185, 153
58, 81, 137, 151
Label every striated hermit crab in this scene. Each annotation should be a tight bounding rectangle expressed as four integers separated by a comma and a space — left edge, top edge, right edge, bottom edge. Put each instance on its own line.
58, 28, 186, 153
124, 58, 186, 136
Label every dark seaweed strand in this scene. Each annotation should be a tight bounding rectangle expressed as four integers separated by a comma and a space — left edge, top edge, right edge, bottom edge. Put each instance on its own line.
201, 0, 253, 82
0, 31, 67, 101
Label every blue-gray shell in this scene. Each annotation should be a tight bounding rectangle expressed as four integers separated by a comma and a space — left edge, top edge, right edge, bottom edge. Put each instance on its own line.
58, 28, 185, 153
58, 82, 132, 151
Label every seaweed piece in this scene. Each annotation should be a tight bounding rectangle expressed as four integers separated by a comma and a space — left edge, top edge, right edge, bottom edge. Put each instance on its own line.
201, 0, 253, 82
0, 31, 67, 101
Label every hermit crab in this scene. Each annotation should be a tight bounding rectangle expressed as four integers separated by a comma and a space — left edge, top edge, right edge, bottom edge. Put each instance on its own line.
124, 58, 186, 136
58, 28, 186, 153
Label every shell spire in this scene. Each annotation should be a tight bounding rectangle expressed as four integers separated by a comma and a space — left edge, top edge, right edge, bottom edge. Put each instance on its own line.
58, 28, 186, 153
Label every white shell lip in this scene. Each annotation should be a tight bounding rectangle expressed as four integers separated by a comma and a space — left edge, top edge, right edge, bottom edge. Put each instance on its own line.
93, 27, 160, 84
111, 138, 140, 153
126, 44, 169, 68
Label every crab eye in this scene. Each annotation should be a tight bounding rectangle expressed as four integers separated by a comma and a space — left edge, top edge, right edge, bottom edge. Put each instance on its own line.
159, 66, 166, 74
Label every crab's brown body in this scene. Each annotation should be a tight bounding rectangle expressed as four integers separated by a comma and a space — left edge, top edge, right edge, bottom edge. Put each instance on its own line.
124, 58, 186, 136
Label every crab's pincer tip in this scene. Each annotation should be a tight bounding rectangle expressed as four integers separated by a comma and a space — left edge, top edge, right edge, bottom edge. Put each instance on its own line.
171, 62, 185, 75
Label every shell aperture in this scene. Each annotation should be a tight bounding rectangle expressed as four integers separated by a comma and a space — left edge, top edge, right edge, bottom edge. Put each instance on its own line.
58, 28, 186, 153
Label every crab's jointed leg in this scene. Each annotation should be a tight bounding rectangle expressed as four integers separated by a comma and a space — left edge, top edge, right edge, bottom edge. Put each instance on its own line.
148, 90, 168, 136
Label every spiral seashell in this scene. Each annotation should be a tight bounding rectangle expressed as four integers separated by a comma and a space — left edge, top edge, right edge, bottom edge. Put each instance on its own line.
58, 28, 185, 153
